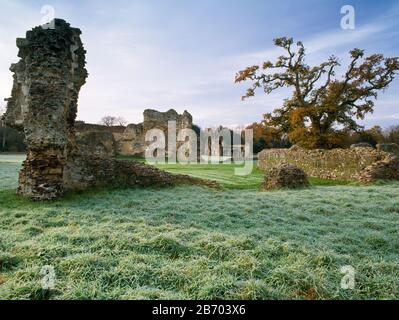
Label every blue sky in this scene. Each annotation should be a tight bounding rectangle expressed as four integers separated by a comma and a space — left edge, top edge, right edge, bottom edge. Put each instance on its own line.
0, 0, 398, 128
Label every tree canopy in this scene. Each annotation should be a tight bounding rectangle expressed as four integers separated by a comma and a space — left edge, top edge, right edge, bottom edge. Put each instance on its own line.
235, 37, 399, 149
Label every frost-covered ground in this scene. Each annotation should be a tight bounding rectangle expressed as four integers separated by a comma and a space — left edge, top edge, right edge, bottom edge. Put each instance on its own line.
0, 155, 22, 190
0, 154, 398, 299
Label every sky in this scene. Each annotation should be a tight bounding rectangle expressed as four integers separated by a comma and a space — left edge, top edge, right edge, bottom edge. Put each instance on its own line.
0, 0, 398, 128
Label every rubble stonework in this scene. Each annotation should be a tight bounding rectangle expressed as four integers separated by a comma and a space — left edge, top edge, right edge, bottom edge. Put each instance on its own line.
3, 20, 219, 200
118, 109, 193, 156
74, 122, 124, 157
63, 154, 221, 191
359, 155, 399, 183
3, 19, 88, 200
258, 146, 399, 183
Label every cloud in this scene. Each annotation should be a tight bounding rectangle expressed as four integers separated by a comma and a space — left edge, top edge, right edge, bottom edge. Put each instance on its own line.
0, 1, 398, 129
233, 21, 391, 69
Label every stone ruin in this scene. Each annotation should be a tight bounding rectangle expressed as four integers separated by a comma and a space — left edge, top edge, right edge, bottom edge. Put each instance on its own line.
76, 117, 246, 163
3, 19, 87, 200
75, 130, 117, 157
2, 19, 219, 200
359, 154, 399, 183
74, 122, 125, 157
76, 109, 193, 157
119, 109, 193, 156
258, 145, 399, 183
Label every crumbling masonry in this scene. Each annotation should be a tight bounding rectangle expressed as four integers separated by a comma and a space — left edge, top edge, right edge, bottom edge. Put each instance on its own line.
3, 19, 87, 199
3, 19, 219, 200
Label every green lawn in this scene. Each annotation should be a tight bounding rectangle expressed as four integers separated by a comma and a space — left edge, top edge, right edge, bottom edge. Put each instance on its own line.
0, 154, 398, 300
117, 156, 353, 189
155, 162, 352, 189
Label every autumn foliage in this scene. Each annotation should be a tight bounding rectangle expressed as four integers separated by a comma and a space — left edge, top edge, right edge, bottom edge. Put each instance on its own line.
236, 37, 399, 149
246, 122, 290, 153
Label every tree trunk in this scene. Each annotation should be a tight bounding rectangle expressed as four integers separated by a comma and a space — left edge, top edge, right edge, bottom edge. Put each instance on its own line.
310, 117, 326, 149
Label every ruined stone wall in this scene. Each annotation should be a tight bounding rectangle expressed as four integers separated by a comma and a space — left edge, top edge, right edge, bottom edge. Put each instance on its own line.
3, 20, 218, 200
118, 109, 193, 156
118, 123, 145, 156
63, 154, 221, 192
74, 122, 124, 157
74, 110, 193, 157
3, 19, 88, 200
359, 155, 399, 183
143, 109, 193, 131
258, 146, 397, 182
63, 155, 176, 191
75, 122, 126, 135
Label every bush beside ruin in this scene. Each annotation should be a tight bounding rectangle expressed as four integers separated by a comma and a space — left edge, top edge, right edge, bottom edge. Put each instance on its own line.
260, 164, 310, 191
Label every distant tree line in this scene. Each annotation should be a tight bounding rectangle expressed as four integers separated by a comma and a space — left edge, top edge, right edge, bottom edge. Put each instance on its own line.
3, 105, 397, 154
0, 107, 25, 152
248, 121, 399, 153
99, 116, 128, 127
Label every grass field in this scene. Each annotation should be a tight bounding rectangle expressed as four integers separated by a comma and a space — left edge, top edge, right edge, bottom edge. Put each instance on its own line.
0, 154, 398, 300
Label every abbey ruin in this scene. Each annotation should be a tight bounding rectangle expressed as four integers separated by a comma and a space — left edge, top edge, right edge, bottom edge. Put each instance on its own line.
2, 19, 218, 200
76, 109, 193, 157
3, 19, 396, 202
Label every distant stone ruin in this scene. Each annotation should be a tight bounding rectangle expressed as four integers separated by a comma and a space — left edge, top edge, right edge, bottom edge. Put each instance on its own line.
3, 19, 219, 200
74, 121, 125, 157
76, 116, 247, 163
75, 109, 193, 157
119, 109, 193, 156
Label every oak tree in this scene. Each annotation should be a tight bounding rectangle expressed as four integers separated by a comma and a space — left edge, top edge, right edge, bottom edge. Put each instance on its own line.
235, 37, 399, 149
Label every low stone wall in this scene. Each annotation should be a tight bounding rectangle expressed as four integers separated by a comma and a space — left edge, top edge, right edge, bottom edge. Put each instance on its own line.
258, 146, 393, 181
359, 155, 399, 183
63, 154, 221, 192
75, 122, 126, 134
63, 155, 176, 191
